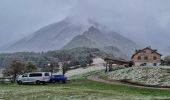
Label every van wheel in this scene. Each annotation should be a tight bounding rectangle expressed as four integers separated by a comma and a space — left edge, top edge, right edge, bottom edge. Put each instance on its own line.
50, 80, 54, 83
17, 80, 22, 85
52, 80, 56, 83
62, 80, 66, 84
36, 80, 40, 85
42, 82, 46, 85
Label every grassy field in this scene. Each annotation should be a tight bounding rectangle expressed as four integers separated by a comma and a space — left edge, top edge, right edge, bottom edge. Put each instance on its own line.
1, 72, 170, 100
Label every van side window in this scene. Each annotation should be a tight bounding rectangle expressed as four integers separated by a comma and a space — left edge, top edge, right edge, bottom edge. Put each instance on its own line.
45, 73, 49, 76
29, 73, 42, 77
22, 74, 28, 77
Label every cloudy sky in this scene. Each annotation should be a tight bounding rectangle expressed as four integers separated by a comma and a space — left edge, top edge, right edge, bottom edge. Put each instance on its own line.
0, 0, 170, 54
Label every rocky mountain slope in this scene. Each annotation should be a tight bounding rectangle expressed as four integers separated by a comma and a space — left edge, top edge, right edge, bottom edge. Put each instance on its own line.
63, 26, 138, 58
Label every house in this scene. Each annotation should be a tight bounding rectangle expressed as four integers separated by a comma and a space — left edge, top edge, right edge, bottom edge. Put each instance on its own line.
131, 47, 162, 66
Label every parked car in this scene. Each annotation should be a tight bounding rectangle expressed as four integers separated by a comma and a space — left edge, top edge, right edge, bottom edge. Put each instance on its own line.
17, 72, 50, 84
49, 75, 67, 83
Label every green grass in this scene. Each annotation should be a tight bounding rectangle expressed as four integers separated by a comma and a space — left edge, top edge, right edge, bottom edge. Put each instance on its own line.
1, 72, 170, 100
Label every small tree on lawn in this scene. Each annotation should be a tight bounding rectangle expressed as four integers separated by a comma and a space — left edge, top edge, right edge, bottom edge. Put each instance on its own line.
3, 60, 25, 82
163, 56, 170, 66
87, 58, 93, 66
62, 62, 69, 75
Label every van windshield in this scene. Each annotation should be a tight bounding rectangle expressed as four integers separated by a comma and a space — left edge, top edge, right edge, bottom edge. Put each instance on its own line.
29, 73, 42, 77
22, 74, 28, 77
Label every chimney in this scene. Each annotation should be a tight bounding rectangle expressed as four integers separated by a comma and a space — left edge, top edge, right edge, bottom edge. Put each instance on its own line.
135, 49, 138, 52
154, 49, 157, 52
148, 46, 151, 48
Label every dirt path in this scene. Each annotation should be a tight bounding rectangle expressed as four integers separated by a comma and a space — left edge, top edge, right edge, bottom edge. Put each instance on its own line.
87, 74, 114, 85
87, 74, 170, 90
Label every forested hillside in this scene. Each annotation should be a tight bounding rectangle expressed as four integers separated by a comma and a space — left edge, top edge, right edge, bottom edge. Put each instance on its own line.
0, 47, 112, 68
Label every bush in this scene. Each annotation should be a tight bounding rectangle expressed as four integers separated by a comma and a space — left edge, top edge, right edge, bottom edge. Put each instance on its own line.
163, 56, 170, 66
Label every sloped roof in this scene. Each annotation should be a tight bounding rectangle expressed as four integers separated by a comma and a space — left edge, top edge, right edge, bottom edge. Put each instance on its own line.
131, 47, 162, 59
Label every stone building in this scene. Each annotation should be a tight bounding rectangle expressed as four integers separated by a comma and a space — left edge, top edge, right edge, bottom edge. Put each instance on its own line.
131, 47, 162, 66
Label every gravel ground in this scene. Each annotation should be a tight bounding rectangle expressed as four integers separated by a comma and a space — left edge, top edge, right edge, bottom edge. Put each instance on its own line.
64, 58, 105, 77
65, 65, 105, 77
107, 66, 170, 87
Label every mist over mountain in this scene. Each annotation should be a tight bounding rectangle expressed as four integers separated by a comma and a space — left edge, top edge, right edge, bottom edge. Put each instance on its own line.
0, 17, 139, 59
0, 0, 170, 56
2, 18, 89, 52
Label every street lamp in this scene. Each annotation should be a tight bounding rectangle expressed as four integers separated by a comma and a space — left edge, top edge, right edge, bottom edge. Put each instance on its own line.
47, 63, 52, 76
47, 63, 51, 67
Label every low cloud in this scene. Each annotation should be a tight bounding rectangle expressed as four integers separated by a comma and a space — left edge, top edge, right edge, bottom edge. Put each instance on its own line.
0, 0, 170, 54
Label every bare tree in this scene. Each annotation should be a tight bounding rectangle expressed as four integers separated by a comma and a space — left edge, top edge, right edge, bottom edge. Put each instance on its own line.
3, 60, 25, 82
62, 62, 69, 75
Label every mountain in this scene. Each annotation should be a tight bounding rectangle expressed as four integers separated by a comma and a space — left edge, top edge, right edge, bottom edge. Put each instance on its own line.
3, 18, 89, 52
1, 18, 139, 59
99, 46, 128, 59
63, 26, 139, 59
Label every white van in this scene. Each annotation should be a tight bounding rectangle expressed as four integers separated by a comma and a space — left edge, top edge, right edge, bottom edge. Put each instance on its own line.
17, 72, 50, 84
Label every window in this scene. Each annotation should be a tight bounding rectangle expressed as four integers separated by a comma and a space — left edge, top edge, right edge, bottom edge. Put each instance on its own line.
137, 56, 141, 60
29, 73, 42, 77
144, 56, 148, 60
153, 56, 157, 60
45, 73, 49, 76
140, 63, 146, 66
22, 74, 28, 77
53, 75, 60, 77
153, 63, 157, 66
